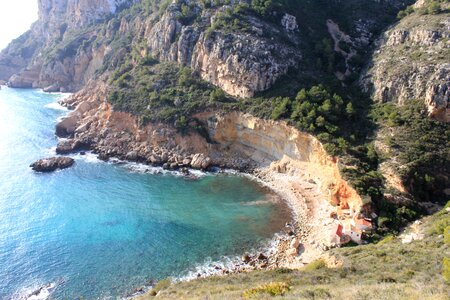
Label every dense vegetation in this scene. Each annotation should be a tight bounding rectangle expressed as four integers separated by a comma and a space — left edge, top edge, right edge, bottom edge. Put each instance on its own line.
108, 59, 234, 128
398, 0, 449, 18
372, 100, 450, 201
137, 202, 450, 299
98, 0, 450, 235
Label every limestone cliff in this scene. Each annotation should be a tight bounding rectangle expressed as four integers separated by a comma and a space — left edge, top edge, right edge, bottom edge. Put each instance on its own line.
0, 0, 135, 91
0, 0, 301, 95
37, 0, 134, 31
362, 2, 450, 122
196, 111, 363, 214
1, 0, 411, 96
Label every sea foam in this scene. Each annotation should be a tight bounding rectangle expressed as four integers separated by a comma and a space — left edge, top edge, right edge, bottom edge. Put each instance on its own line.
44, 102, 68, 111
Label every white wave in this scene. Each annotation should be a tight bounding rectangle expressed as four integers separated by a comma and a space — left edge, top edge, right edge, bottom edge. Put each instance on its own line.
14, 281, 58, 300
70, 152, 101, 164
117, 160, 210, 178
186, 169, 208, 178
242, 199, 274, 206
44, 102, 68, 111
177, 232, 286, 282
47, 147, 57, 156
124, 163, 164, 174
38, 89, 72, 98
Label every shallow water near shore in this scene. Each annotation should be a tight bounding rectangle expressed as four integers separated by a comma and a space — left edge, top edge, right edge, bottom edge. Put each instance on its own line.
0, 87, 291, 299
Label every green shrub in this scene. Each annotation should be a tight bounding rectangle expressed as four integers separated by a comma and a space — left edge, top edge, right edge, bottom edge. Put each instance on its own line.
444, 226, 450, 245
242, 282, 290, 298
377, 235, 395, 245
301, 287, 331, 299
428, 218, 450, 235
209, 88, 227, 103
397, 5, 415, 19
290, 85, 344, 138
302, 259, 327, 272
427, 1, 442, 14
443, 257, 450, 283
271, 97, 291, 120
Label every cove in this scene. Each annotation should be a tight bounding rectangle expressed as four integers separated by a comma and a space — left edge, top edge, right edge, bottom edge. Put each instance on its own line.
0, 87, 291, 299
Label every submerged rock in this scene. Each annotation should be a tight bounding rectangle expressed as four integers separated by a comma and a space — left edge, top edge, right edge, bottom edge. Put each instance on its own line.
30, 157, 74, 172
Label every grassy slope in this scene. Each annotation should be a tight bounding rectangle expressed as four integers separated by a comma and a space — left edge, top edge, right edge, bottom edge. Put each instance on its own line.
138, 202, 450, 299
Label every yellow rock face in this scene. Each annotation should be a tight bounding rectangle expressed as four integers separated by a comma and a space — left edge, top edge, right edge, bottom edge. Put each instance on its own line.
197, 111, 363, 214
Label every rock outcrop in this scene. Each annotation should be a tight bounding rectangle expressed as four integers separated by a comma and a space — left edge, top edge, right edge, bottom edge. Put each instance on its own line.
190, 153, 211, 170
1, 0, 301, 97
1, 0, 413, 97
30, 156, 75, 172
0, 0, 135, 91
37, 0, 135, 31
362, 6, 450, 122
118, 4, 301, 98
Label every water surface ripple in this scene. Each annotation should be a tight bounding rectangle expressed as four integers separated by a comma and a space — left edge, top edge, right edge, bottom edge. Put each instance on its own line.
0, 87, 290, 299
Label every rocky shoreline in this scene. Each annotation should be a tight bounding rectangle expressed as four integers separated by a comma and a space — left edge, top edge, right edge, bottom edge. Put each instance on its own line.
124, 160, 338, 298
49, 85, 367, 297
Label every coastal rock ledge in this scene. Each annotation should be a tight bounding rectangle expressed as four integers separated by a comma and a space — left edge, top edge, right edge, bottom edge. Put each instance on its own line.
30, 157, 74, 172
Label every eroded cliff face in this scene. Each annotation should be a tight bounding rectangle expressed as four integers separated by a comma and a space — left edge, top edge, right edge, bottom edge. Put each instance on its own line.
1, 0, 301, 96
362, 4, 450, 122
0, 0, 135, 90
117, 4, 301, 98
57, 85, 363, 220
38, 0, 133, 32
196, 112, 363, 214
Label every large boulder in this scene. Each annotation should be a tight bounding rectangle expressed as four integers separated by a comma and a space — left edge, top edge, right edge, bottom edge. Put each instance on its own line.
190, 153, 211, 170
55, 115, 78, 137
56, 139, 90, 154
30, 157, 74, 172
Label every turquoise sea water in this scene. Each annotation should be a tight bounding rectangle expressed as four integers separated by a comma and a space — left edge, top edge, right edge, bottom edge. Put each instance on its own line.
0, 87, 291, 299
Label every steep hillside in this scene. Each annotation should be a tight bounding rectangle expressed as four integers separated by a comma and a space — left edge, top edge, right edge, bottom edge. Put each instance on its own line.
0, 0, 137, 90
361, 0, 450, 231
362, 0, 450, 122
0, 0, 449, 284
1, 0, 412, 94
